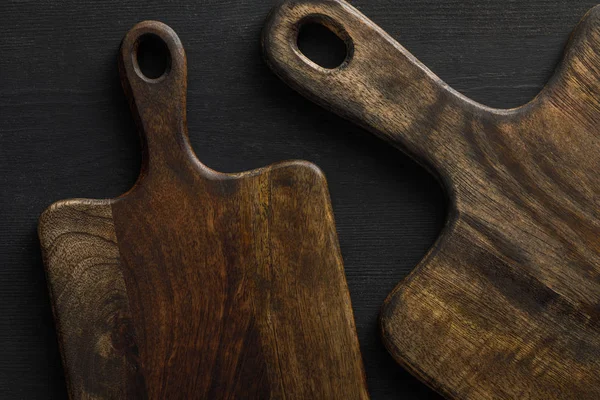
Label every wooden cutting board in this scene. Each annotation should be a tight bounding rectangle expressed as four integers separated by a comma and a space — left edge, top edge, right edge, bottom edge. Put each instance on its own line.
38, 21, 368, 400
263, 1, 600, 399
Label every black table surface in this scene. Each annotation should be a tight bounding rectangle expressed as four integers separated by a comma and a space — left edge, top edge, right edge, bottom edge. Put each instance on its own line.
1, 0, 597, 398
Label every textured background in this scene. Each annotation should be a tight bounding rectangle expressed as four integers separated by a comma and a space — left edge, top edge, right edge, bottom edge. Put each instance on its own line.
0, 0, 597, 398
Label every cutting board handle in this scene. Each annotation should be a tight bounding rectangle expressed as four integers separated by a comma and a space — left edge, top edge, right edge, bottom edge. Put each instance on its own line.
119, 21, 191, 171
262, 0, 472, 170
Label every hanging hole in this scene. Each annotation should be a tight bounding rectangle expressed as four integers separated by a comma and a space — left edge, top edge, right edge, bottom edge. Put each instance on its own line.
297, 22, 348, 69
136, 34, 171, 80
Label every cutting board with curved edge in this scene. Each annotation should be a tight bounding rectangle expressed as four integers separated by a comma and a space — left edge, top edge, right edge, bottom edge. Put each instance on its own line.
38, 21, 368, 400
263, 1, 600, 399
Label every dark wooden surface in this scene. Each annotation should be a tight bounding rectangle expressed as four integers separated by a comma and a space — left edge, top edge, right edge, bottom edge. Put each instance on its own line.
38, 20, 368, 399
1, 1, 597, 399
263, 1, 600, 398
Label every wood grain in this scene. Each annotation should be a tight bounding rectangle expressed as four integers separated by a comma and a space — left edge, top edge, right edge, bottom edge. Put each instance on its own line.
263, 1, 600, 399
39, 20, 368, 399
39, 200, 143, 399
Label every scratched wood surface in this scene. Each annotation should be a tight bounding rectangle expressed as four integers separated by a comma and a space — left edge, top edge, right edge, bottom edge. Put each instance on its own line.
263, 0, 600, 399
4, 1, 600, 399
38, 21, 367, 399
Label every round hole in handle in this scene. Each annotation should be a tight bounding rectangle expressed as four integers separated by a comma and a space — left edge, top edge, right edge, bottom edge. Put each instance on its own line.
134, 33, 171, 81
297, 19, 351, 70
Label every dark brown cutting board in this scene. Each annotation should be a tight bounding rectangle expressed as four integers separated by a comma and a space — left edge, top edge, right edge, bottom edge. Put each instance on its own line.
38, 21, 368, 400
263, 1, 600, 399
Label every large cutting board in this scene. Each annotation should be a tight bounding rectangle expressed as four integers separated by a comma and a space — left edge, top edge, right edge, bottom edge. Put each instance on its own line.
263, 1, 600, 398
38, 21, 368, 399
